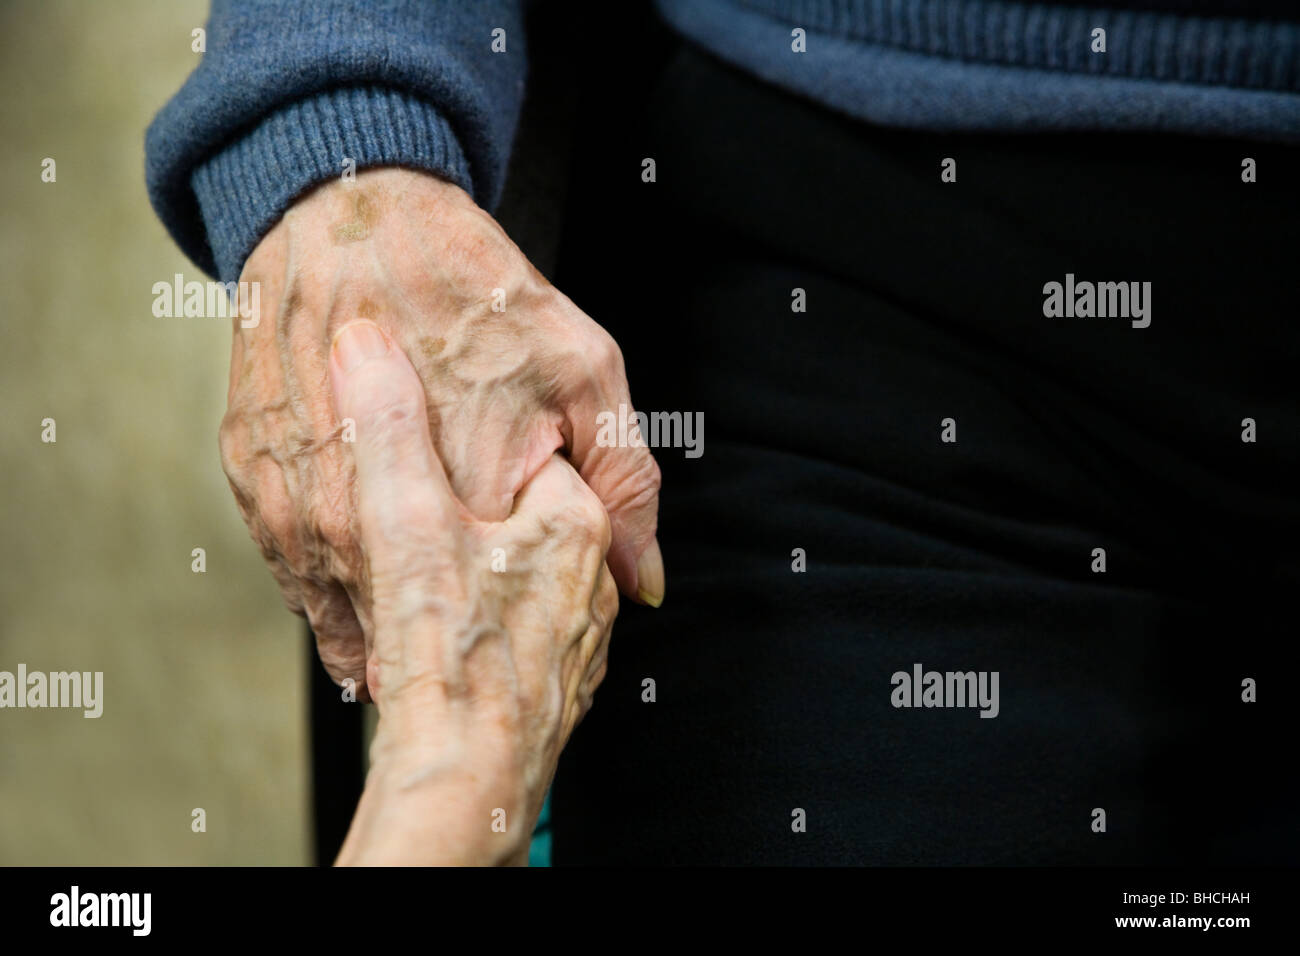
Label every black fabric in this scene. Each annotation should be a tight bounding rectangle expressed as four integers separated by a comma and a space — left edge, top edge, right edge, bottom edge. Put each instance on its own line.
308, 627, 364, 866
549, 36, 1300, 864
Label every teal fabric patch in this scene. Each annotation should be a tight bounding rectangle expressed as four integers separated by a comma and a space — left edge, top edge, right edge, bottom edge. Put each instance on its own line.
528, 791, 552, 867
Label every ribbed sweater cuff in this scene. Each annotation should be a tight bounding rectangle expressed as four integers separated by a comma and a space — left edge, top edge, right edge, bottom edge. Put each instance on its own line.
192, 86, 473, 283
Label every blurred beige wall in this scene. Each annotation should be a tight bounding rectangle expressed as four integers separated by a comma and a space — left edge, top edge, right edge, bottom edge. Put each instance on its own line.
0, 1, 309, 864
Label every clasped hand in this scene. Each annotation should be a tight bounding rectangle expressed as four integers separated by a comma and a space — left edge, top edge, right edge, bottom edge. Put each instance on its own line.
329, 320, 616, 865
218, 168, 663, 864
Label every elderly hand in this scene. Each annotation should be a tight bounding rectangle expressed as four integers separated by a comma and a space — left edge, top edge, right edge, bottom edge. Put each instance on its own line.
219, 168, 661, 700
328, 320, 617, 865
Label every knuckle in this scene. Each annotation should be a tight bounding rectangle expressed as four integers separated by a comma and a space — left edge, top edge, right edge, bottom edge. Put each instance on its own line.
590, 329, 623, 376
575, 489, 611, 542
587, 658, 609, 696
217, 415, 246, 478
542, 486, 611, 555
596, 570, 619, 627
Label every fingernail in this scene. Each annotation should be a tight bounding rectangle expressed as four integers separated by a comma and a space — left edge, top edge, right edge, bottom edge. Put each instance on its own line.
635, 537, 665, 608
332, 320, 389, 373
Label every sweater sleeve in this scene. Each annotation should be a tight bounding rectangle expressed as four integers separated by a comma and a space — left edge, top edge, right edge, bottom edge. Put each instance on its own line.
145, 0, 528, 282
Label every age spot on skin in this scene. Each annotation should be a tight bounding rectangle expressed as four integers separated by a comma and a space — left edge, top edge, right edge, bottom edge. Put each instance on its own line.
333, 191, 378, 243
282, 281, 303, 320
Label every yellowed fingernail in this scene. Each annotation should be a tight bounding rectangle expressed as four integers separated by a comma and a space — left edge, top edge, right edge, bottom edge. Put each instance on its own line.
635, 537, 664, 608
332, 319, 389, 373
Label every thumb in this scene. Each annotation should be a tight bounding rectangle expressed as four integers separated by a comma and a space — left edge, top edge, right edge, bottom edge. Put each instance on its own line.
328, 320, 461, 592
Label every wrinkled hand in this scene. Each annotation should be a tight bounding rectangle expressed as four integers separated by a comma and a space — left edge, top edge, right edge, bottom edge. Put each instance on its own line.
219, 168, 661, 699
327, 322, 616, 865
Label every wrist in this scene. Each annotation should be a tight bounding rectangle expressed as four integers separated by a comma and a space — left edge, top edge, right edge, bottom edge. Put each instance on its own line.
337, 722, 530, 866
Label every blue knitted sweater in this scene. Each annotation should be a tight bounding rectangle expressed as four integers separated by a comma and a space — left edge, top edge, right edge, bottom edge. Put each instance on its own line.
146, 0, 1300, 282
